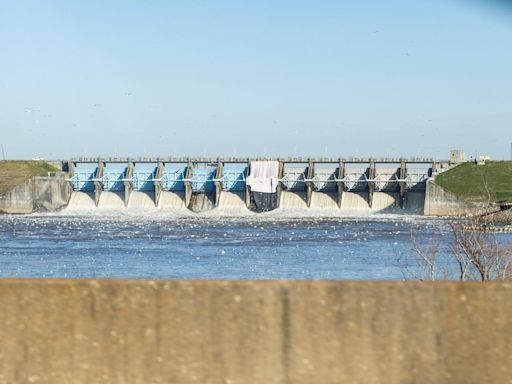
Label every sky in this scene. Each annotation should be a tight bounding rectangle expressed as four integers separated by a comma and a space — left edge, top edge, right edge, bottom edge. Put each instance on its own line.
0, 0, 511, 160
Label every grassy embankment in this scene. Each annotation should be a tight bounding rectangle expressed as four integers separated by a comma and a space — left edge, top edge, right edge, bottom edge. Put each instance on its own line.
0, 160, 60, 195
435, 161, 512, 203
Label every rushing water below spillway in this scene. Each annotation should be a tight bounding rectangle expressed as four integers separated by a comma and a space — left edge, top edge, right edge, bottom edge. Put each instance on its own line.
0, 214, 459, 279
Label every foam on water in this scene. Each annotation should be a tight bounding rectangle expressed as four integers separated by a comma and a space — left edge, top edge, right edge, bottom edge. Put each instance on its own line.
0, 213, 454, 279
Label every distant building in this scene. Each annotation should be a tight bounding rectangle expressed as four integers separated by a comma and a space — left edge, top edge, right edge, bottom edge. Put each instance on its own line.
478, 155, 491, 165
449, 149, 465, 164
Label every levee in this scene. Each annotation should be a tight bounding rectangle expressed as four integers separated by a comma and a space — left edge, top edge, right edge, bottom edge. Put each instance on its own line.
0, 279, 511, 384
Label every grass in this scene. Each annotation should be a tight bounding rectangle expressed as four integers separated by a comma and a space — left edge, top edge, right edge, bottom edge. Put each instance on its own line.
0, 160, 60, 195
435, 161, 512, 203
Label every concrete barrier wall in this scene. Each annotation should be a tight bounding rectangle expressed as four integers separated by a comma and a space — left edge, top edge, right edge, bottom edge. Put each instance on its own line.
0, 280, 511, 383
423, 180, 477, 216
0, 179, 33, 213
0, 175, 72, 214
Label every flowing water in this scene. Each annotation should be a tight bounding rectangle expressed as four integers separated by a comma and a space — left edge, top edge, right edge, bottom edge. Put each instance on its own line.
0, 213, 457, 279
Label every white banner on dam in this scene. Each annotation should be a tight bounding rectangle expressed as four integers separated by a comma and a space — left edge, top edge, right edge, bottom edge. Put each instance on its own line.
245, 160, 280, 193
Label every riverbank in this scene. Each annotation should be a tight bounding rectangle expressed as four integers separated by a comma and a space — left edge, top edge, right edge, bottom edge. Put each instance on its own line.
0, 161, 71, 214
435, 161, 512, 203
0, 160, 60, 194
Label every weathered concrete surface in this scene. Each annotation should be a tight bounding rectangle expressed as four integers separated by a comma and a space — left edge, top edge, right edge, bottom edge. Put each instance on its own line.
0, 280, 512, 384
0, 179, 33, 213
424, 179, 477, 216
0, 175, 72, 214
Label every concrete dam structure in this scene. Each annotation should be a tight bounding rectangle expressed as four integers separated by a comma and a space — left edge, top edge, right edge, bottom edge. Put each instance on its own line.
65, 157, 437, 215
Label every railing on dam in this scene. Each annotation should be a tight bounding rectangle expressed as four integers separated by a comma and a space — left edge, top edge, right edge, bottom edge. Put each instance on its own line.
160, 162, 187, 191
66, 158, 435, 210
220, 162, 248, 191
190, 163, 216, 193
131, 162, 157, 191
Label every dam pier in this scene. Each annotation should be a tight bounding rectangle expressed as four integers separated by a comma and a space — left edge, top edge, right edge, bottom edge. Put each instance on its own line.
65, 157, 440, 214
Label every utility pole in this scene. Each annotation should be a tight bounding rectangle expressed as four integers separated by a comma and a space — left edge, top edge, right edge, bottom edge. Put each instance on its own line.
1, 144, 5, 160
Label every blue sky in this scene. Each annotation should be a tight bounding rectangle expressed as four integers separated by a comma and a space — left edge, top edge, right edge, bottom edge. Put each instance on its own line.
0, 0, 511, 160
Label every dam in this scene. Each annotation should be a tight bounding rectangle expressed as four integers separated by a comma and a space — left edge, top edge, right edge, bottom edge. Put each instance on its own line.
64, 157, 438, 215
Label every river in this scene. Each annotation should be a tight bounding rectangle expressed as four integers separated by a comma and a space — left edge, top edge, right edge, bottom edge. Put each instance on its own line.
0, 213, 460, 279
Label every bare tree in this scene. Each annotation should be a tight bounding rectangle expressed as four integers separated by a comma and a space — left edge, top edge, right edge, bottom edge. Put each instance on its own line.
405, 167, 512, 281
450, 220, 512, 281
404, 219, 512, 282
400, 226, 447, 281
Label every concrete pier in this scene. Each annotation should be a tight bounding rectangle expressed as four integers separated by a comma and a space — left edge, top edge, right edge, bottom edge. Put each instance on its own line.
93, 159, 103, 206
0, 279, 511, 383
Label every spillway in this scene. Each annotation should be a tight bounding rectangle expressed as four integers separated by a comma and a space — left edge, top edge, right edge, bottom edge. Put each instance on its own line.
310, 192, 338, 210
210, 191, 251, 217
127, 191, 157, 211
63, 158, 434, 216
189, 194, 215, 213
402, 191, 425, 214
158, 191, 187, 211
97, 192, 125, 210
372, 192, 400, 212
66, 192, 95, 211
279, 191, 308, 210
217, 191, 246, 210
340, 192, 370, 213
